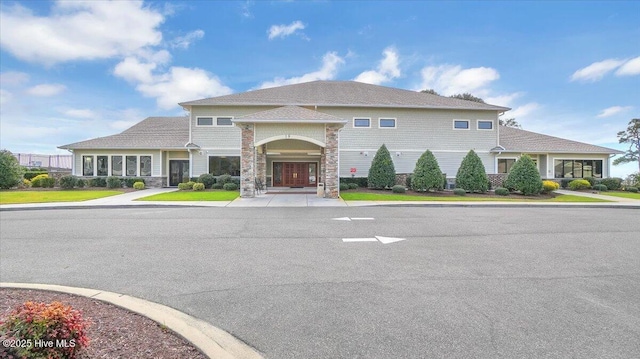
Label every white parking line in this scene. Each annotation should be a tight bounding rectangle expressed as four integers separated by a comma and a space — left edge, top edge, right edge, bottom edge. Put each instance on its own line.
342, 238, 378, 242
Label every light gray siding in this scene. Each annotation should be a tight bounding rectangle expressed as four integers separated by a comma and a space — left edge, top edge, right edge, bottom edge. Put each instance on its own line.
190, 105, 274, 148
73, 150, 161, 176
255, 123, 325, 145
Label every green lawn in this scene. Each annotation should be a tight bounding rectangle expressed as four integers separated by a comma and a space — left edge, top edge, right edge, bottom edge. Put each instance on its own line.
600, 191, 640, 200
137, 190, 240, 201
340, 192, 610, 202
0, 190, 124, 204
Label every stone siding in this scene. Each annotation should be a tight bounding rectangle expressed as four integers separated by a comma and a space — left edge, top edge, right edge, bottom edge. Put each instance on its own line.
324, 124, 341, 198
240, 124, 256, 197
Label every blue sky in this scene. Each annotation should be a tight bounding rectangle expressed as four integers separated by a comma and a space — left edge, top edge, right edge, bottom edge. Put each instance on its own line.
1, 0, 638, 177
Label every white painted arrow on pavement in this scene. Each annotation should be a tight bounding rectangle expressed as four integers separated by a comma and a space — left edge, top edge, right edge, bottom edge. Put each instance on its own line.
333, 217, 352, 221
332, 217, 375, 221
375, 236, 406, 244
341, 236, 407, 244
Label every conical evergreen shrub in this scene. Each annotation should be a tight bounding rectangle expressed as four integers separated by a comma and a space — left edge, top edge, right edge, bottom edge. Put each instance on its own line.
455, 150, 489, 193
411, 150, 444, 192
367, 144, 396, 189
503, 155, 543, 195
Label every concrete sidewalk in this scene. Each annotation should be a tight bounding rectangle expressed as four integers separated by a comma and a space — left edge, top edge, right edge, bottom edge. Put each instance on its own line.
555, 189, 640, 202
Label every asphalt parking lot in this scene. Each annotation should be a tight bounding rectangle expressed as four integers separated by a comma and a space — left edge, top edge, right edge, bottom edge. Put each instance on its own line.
1, 207, 639, 359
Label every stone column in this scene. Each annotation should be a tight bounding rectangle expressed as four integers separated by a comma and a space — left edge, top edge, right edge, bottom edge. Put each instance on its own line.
324, 124, 341, 199
240, 124, 255, 198
320, 147, 326, 191
256, 144, 267, 191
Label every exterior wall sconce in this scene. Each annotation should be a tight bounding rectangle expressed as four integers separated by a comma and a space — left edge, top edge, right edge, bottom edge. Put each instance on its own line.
395, 152, 402, 157
361, 151, 369, 156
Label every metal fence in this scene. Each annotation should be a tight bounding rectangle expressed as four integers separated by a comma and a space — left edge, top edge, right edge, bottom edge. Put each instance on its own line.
13, 153, 73, 170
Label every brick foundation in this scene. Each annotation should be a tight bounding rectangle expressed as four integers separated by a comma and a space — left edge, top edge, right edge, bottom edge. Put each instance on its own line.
488, 174, 507, 188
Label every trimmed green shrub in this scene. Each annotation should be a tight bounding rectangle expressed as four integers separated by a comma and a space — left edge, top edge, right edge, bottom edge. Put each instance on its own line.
0, 150, 25, 189
367, 144, 396, 189
193, 183, 205, 191
405, 174, 412, 189
212, 183, 224, 189
185, 181, 196, 189
133, 181, 145, 190
76, 179, 86, 188
542, 180, 560, 193
348, 183, 359, 189
217, 174, 233, 185
107, 176, 122, 188
30, 174, 50, 188
43, 177, 55, 188
411, 150, 444, 192
453, 188, 466, 196
59, 175, 78, 189
340, 177, 368, 187
22, 179, 32, 188
592, 184, 607, 191
503, 155, 543, 196
0, 301, 90, 359
568, 179, 591, 190
124, 177, 145, 188
23, 171, 48, 180
583, 176, 597, 187
455, 150, 489, 193
392, 185, 405, 193
626, 186, 638, 193
600, 177, 622, 191
189, 177, 199, 182
495, 187, 510, 196
90, 177, 107, 187
340, 183, 349, 191
198, 173, 216, 188
223, 182, 238, 191
177, 182, 191, 190
560, 178, 572, 189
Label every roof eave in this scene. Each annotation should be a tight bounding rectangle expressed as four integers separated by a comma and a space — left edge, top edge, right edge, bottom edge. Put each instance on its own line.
185, 102, 509, 111
231, 119, 348, 124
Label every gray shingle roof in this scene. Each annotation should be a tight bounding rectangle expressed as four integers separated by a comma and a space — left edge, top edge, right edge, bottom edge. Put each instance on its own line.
59, 117, 189, 149
180, 80, 509, 111
497, 126, 623, 154
234, 105, 347, 123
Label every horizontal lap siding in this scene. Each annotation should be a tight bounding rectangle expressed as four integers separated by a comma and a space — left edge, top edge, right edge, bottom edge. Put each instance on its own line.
192, 149, 241, 176
73, 150, 161, 176
191, 106, 274, 148
255, 123, 325, 144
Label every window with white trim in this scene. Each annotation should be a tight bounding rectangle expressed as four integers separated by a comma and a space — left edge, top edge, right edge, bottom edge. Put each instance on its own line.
453, 120, 470, 129
140, 156, 152, 176
477, 121, 493, 130
216, 117, 233, 126
111, 156, 123, 176
498, 158, 516, 173
353, 118, 371, 128
82, 156, 93, 176
97, 156, 108, 176
379, 118, 396, 128
126, 156, 137, 176
197, 117, 213, 126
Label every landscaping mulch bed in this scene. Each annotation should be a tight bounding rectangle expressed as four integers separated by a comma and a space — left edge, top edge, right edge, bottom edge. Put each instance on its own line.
0, 289, 207, 359
8, 187, 138, 193
351, 187, 557, 199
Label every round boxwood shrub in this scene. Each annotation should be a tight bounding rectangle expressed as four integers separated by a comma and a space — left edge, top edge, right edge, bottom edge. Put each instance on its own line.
124, 177, 145, 188
495, 187, 510, 196
198, 173, 216, 188
568, 179, 591, 190
348, 183, 358, 189
106, 176, 122, 189
192, 182, 205, 191
592, 184, 608, 191
223, 182, 238, 191
392, 185, 406, 193
185, 181, 196, 189
626, 186, 638, 193
600, 177, 622, 191
0, 149, 24, 189
76, 178, 86, 188
583, 176, 597, 187
453, 188, 466, 196
542, 180, 560, 193
217, 174, 233, 185
30, 174, 50, 188
177, 182, 191, 190
368, 144, 396, 189
59, 175, 77, 189
455, 150, 489, 193
212, 183, 224, 189
339, 183, 349, 191
503, 155, 543, 196
91, 177, 107, 187
133, 181, 145, 190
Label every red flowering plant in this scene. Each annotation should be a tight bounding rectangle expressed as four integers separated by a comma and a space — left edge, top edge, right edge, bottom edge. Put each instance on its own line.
0, 301, 90, 358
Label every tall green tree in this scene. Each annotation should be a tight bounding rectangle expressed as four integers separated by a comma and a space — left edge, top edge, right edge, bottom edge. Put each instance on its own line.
498, 117, 522, 128
420, 89, 440, 96
411, 150, 444, 192
0, 150, 24, 189
613, 118, 640, 172
455, 150, 489, 193
368, 144, 396, 189
450, 93, 485, 103
503, 155, 543, 195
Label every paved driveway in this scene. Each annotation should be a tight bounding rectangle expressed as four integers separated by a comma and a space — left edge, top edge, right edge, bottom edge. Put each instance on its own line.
1, 207, 639, 359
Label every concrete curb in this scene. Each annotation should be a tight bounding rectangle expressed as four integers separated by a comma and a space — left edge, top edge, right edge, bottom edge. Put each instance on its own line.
0, 283, 263, 359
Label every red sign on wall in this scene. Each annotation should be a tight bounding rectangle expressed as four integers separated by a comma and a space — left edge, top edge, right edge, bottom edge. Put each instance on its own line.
350, 168, 357, 173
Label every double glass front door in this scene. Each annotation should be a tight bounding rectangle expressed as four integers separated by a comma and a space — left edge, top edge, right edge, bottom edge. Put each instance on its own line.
169, 160, 189, 186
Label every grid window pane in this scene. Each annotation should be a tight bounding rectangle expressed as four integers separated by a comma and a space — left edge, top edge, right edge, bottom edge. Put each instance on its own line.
112, 156, 123, 176
354, 118, 370, 127
454, 120, 469, 129
126, 156, 137, 176
140, 156, 151, 176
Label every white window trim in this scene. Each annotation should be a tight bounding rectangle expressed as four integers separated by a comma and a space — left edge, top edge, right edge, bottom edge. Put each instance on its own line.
453, 119, 470, 130
196, 116, 214, 127
353, 117, 371, 128
378, 118, 397, 129
215, 116, 234, 127
80, 154, 153, 177
495, 157, 518, 174
551, 157, 606, 179
477, 120, 494, 131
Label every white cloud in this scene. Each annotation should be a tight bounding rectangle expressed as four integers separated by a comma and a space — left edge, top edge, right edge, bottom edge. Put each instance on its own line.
171, 30, 205, 49
484, 92, 523, 107
597, 106, 633, 118
114, 57, 157, 84
26, 84, 66, 97
268, 21, 305, 40
257, 52, 344, 89
418, 64, 499, 96
615, 56, 640, 76
570, 59, 626, 82
0, 89, 12, 105
0, 71, 29, 86
240, 1, 254, 19
508, 103, 540, 119
63, 108, 97, 119
0, 1, 164, 65
354, 47, 401, 85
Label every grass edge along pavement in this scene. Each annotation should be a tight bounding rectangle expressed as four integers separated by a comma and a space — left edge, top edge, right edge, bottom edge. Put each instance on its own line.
137, 190, 240, 201
339, 192, 611, 202
0, 190, 124, 204
598, 191, 640, 200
